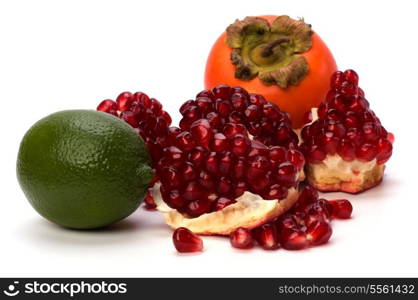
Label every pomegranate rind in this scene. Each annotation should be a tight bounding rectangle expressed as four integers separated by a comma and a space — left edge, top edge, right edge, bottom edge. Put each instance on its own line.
305, 155, 385, 194
154, 183, 300, 236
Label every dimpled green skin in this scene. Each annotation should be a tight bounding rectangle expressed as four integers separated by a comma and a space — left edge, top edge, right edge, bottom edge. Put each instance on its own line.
16, 110, 153, 229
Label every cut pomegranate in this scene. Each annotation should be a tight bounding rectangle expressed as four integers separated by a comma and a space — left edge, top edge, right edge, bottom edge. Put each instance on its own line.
300, 69, 393, 193
230, 227, 254, 249
172, 227, 203, 253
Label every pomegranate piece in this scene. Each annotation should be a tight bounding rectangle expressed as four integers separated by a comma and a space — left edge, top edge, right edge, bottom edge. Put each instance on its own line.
300, 69, 393, 193
252, 222, 280, 250
173, 227, 203, 253
329, 199, 353, 219
152, 85, 302, 218
230, 227, 254, 249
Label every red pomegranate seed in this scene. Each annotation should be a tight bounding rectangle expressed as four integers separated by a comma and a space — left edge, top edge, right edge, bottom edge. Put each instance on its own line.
329, 199, 353, 219
387, 132, 395, 144
198, 170, 215, 189
213, 197, 236, 211
269, 146, 288, 165
160, 167, 182, 188
249, 93, 267, 107
231, 93, 248, 111
280, 227, 309, 250
231, 158, 246, 180
219, 151, 234, 175
306, 221, 332, 246
263, 184, 288, 200
233, 181, 247, 198
217, 177, 232, 195
223, 123, 247, 137
276, 162, 297, 187
246, 155, 270, 179
196, 97, 213, 113
297, 185, 319, 206
173, 227, 203, 253
330, 70, 344, 89
376, 138, 393, 164
215, 99, 232, 117
248, 173, 271, 192
116, 91, 133, 111
305, 144, 326, 163
143, 188, 156, 209
97, 99, 117, 113
205, 152, 218, 174
180, 162, 197, 181
230, 227, 254, 249
244, 104, 260, 120
166, 189, 185, 209
179, 100, 195, 114
212, 84, 232, 99
229, 134, 251, 156
248, 140, 269, 158
337, 139, 356, 161
343, 69, 359, 86
188, 146, 207, 167
196, 89, 215, 100
287, 149, 305, 170
120, 111, 138, 128
186, 198, 212, 217
304, 198, 333, 220
182, 181, 202, 201
206, 112, 222, 128
356, 143, 378, 161
211, 133, 228, 152
190, 119, 213, 148
252, 223, 280, 250
133, 91, 151, 108
175, 131, 195, 151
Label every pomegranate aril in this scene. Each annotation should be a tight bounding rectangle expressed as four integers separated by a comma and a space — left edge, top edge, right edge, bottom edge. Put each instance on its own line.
248, 140, 269, 158
180, 162, 197, 181
161, 167, 182, 189
217, 177, 232, 195
343, 69, 359, 86
276, 162, 297, 187
287, 149, 305, 170
337, 139, 356, 161
356, 143, 377, 161
196, 97, 213, 113
305, 144, 326, 163
362, 122, 380, 142
306, 221, 332, 246
198, 170, 215, 189
186, 198, 212, 217
97, 99, 117, 113
248, 93, 267, 107
212, 84, 232, 99
188, 146, 207, 167
116, 91, 133, 111
133, 91, 151, 108
190, 119, 213, 148
246, 155, 270, 179
163, 146, 184, 166
120, 111, 138, 128
263, 184, 288, 200
330, 71, 344, 89
210, 133, 228, 152
219, 151, 234, 175
376, 138, 393, 164
173, 227, 203, 253
253, 223, 280, 250
229, 134, 251, 156
232, 158, 246, 180
213, 197, 236, 211
182, 181, 202, 201
231, 93, 248, 111
166, 189, 185, 209
280, 228, 309, 250
143, 188, 156, 209
179, 100, 195, 115
297, 185, 319, 206
248, 173, 270, 192
329, 199, 353, 219
234, 181, 247, 198
269, 146, 288, 165
244, 104, 260, 120
230, 227, 254, 249
223, 123, 247, 138
215, 99, 232, 117
175, 131, 195, 151
206, 112, 222, 128
304, 198, 333, 220
205, 152, 218, 174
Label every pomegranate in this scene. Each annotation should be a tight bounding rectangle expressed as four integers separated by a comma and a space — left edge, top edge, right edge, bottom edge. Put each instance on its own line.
300, 70, 393, 193
153, 85, 305, 235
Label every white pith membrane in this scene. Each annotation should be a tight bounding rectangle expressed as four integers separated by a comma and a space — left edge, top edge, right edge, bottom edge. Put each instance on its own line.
154, 171, 304, 235
302, 108, 385, 193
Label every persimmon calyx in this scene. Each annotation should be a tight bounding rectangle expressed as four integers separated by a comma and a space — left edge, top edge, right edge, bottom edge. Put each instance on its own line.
226, 16, 313, 88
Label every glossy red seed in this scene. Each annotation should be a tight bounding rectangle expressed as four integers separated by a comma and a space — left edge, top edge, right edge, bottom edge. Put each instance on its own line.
329, 199, 353, 219
248, 140, 269, 158
166, 189, 185, 209
231, 158, 246, 180
97, 99, 117, 113
205, 152, 218, 174
263, 184, 288, 200
344, 111, 359, 127
248, 173, 270, 192
215, 99, 232, 117
160, 167, 182, 188
280, 227, 309, 250
173, 227, 203, 253
143, 188, 156, 209
120, 111, 138, 127
297, 185, 319, 206
190, 119, 213, 148
116, 92, 133, 111
196, 97, 213, 113
186, 198, 212, 217
330, 71, 344, 89
188, 146, 207, 167
182, 181, 202, 201
231, 93, 248, 111
180, 162, 197, 181
219, 151, 234, 175
206, 112, 222, 128
210, 133, 228, 152
343, 69, 359, 86
163, 146, 184, 165
306, 221, 332, 246
287, 149, 305, 170
337, 139, 356, 161
234, 181, 247, 198
229, 134, 250, 156
248, 93, 267, 106
223, 123, 247, 137
150, 98, 162, 113
133, 92, 151, 108
244, 104, 260, 120
175, 131, 195, 151
376, 138, 393, 164
196, 89, 215, 100
198, 170, 215, 189
212, 84, 232, 99
276, 162, 297, 186
179, 100, 195, 115
269, 146, 288, 164
213, 197, 236, 211
246, 155, 270, 179
304, 199, 333, 220
217, 177, 232, 195
356, 143, 377, 161
305, 144, 326, 163
253, 223, 280, 250
230, 227, 254, 249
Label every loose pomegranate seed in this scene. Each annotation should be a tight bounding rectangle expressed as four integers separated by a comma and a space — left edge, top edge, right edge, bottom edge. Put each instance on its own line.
116, 92, 133, 111
329, 199, 353, 219
173, 227, 203, 253
306, 221, 332, 246
279, 227, 309, 250
252, 222, 280, 250
230, 227, 254, 249
297, 184, 319, 206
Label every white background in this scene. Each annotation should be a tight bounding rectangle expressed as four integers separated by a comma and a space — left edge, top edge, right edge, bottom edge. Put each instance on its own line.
1, 0, 417, 277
